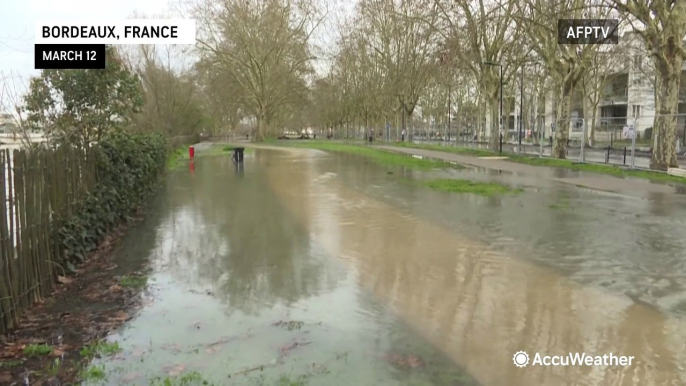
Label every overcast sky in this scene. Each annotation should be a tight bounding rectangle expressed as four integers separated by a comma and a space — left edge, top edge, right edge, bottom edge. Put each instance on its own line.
0, 0, 351, 111
0, 0, 173, 80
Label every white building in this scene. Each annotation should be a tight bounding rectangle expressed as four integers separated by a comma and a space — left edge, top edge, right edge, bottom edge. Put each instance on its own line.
485, 32, 685, 143
549, 32, 686, 142
0, 112, 17, 133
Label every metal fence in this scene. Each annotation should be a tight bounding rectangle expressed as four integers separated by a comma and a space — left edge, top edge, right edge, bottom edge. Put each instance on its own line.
570, 114, 684, 168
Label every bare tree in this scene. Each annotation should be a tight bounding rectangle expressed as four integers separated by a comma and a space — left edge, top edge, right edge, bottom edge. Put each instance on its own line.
355, 0, 440, 137
434, 0, 526, 151
0, 71, 32, 145
194, 0, 322, 141
516, 0, 617, 158
606, 0, 686, 170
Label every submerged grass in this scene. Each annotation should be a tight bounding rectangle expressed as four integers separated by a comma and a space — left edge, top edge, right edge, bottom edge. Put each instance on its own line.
79, 365, 107, 382
423, 179, 522, 196
0, 359, 24, 368
23, 344, 53, 356
80, 340, 122, 359
392, 142, 686, 185
167, 146, 190, 170
119, 274, 148, 289
280, 141, 461, 170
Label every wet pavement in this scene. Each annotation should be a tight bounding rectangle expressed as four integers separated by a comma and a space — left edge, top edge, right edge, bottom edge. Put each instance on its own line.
85, 145, 686, 385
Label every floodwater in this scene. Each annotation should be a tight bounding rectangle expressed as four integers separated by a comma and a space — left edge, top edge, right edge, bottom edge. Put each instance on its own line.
86, 145, 686, 385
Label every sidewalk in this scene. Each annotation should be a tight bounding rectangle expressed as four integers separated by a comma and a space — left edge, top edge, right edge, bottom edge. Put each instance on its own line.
375, 145, 682, 198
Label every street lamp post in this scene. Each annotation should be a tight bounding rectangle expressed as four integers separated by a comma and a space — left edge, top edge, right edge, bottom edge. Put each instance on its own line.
519, 65, 523, 153
484, 61, 503, 153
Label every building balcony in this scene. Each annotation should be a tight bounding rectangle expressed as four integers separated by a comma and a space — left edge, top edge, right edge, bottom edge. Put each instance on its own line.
599, 93, 629, 106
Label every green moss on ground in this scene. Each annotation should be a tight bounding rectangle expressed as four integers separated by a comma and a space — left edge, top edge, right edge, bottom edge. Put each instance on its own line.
423, 179, 522, 196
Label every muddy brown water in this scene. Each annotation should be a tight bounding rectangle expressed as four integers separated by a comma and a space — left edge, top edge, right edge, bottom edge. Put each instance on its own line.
85, 146, 686, 385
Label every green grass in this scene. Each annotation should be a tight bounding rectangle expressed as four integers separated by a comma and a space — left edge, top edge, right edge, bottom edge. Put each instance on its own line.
167, 144, 255, 170
167, 146, 190, 170
150, 371, 210, 386
423, 179, 522, 196
79, 365, 107, 382
392, 142, 686, 185
23, 344, 53, 356
45, 358, 62, 377
278, 141, 461, 170
548, 201, 571, 209
119, 274, 148, 289
0, 359, 24, 368
80, 340, 122, 359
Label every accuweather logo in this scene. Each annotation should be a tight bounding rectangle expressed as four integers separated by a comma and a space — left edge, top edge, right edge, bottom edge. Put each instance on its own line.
513, 351, 635, 367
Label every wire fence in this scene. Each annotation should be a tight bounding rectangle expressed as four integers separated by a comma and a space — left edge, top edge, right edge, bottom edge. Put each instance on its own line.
0, 145, 96, 334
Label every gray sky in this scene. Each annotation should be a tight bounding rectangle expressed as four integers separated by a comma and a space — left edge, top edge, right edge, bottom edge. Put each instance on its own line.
0, 0, 172, 80
0, 0, 352, 111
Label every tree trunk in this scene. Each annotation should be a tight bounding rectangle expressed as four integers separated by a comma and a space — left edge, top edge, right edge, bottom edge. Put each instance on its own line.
553, 80, 575, 158
255, 110, 267, 142
590, 102, 598, 146
650, 62, 682, 170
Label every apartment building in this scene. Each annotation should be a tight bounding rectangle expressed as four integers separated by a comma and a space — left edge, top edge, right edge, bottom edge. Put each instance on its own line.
484, 32, 686, 143
547, 32, 686, 142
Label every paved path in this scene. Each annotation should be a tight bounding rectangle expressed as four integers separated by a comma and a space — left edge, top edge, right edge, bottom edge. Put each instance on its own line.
375, 145, 685, 199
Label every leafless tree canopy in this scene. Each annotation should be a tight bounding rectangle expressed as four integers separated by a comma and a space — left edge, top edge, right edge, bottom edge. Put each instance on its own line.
5, 0, 684, 168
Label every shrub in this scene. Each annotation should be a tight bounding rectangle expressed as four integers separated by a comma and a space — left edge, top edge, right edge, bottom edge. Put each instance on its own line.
57, 130, 166, 267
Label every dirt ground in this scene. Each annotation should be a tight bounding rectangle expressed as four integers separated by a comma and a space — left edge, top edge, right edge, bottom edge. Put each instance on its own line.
0, 216, 149, 386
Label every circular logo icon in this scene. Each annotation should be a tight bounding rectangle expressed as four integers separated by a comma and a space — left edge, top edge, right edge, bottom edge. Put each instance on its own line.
513, 351, 530, 368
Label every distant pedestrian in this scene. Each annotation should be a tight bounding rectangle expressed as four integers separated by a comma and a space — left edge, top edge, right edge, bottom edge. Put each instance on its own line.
401, 129, 406, 142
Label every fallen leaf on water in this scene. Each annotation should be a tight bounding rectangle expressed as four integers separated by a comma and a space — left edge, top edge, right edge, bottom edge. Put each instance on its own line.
57, 276, 73, 284
131, 348, 146, 357
205, 344, 223, 355
164, 364, 186, 376
50, 348, 67, 357
112, 311, 128, 321
121, 371, 142, 382
109, 284, 122, 291
161, 343, 182, 353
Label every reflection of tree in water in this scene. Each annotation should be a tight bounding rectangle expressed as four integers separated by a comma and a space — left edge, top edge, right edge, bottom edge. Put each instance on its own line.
354, 292, 479, 386
151, 156, 340, 314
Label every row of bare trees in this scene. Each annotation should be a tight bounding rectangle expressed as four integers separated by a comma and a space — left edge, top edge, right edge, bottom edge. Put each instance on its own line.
301, 0, 685, 170
4, 0, 683, 169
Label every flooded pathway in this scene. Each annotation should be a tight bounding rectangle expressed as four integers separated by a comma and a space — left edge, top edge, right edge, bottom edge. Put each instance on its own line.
87, 146, 686, 385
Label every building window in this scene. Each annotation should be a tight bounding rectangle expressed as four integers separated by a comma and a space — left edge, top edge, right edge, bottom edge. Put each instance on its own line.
634, 55, 643, 71
632, 105, 641, 118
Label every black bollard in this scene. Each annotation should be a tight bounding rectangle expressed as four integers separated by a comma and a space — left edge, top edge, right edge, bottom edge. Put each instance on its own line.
234, 147, 245, 163
623, 147, 627, 164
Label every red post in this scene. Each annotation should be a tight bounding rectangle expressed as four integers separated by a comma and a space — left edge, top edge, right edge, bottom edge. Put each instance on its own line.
190, 160, 195, 175
189, 146, 195, 159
